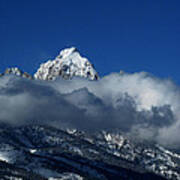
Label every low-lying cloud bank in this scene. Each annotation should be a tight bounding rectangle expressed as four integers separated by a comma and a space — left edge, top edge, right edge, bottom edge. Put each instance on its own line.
0, 72, 180, 149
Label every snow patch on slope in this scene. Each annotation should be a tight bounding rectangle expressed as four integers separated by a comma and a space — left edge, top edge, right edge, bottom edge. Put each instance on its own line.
0, 152, 9, 162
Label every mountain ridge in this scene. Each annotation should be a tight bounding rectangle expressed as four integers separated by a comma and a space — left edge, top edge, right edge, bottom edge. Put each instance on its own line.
0, 47, 99, 81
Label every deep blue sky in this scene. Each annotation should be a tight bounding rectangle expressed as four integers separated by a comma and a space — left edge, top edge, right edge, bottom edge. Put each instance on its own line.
0, 0, 180, 83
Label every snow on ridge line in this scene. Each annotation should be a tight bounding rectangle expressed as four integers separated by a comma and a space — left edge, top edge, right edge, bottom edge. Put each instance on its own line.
34, 47, 99, 81
0, 67, 33, 79
0, 47, 99, 81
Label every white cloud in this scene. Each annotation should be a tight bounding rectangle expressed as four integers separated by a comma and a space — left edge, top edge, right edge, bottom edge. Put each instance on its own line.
0, 72, 180, 149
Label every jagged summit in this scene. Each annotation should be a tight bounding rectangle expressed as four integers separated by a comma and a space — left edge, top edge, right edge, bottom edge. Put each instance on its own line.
0, 47, 99, 81
34, 47, 99, 81
0, 67, 32, 79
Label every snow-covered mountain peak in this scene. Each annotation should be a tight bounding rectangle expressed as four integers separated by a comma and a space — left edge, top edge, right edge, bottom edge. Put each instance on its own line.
58, 47, 77, 59
0, 67, 32, 79
34, 47, 99, 81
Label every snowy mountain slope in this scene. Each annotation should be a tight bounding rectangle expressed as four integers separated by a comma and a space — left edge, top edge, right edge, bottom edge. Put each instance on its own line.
34, 47, 99, 81
0, 160, 46, 180
0, 125, 179, 179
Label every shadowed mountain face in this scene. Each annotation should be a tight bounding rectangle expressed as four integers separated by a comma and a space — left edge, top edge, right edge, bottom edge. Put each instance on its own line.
0, 47, 180, 179
0, 125, 175, 180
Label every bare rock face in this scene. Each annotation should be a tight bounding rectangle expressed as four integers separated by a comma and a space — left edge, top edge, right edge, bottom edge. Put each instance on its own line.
34, 47, 99, 81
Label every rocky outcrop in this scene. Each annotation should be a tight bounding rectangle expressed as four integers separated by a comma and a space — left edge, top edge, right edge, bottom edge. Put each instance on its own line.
2, 67, 32, 79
